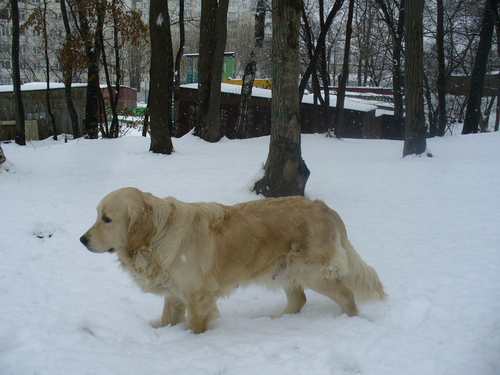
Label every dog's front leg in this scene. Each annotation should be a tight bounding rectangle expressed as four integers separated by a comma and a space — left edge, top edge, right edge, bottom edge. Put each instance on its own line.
159, 295, 186, 327
186, 291, 220, 334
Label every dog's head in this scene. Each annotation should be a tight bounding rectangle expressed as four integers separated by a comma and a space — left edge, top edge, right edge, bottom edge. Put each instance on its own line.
80, 187, 157, 256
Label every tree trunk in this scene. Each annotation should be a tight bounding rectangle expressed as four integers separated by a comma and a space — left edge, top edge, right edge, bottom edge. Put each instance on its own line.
392, 35, 405, 139
11, 0, 25, 146
492, 0, 500, 131
374, 0, 405, 140
301, 4, 327, 133
99, 0, 121, 138
318, 0, 331, 132
109, 0, 121, 138
195, 0, 230, 142
436, 0, 447, 136
43, 0, 58, 141
335, 0, 354, 138
234, 0, 267, 139
148, 0, 174, 154
463, 0, 498, 134
173, 0, 185, 138
403, 0, 426, 156
76, 0, 102, 139
253, 0, 309, 198
0, 145, 6, 165
59, 0, 80, 138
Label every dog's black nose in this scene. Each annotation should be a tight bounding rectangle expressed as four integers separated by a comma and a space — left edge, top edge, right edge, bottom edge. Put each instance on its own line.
80, 235, 89, 246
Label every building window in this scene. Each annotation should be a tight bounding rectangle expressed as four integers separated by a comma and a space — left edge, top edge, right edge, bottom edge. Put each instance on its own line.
0, 27, 10, 37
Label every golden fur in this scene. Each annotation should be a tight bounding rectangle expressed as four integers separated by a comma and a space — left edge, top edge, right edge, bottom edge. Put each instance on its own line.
80, 187, 387, 333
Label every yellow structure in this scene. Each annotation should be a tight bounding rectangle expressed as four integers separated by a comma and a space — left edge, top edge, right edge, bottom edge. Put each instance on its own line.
223, 78, 272, 90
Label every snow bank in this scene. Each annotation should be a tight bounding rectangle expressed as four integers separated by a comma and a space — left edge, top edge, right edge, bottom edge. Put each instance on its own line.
1, 132, 499, 374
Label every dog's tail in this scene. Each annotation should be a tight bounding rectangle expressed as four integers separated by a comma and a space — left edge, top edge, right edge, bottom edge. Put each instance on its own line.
341, 239, 387, 301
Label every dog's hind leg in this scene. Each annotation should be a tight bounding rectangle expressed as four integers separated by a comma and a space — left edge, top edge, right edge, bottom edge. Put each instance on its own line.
308, 278, 358, 317
160, 295, 186, 327
272, 285, 307, 319
186, 291, 220, 334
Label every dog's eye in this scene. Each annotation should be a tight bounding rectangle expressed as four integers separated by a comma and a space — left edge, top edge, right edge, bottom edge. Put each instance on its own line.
102, 215, 112, 223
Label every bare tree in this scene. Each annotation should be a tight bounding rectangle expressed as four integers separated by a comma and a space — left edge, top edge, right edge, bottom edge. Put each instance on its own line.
11, 0, 25, 146
234, 0, 267, 139
436, 0, 447, 136
335, 0, 355, 138
463, 0, 498, 134
99, 0, 120, 138
254, 0, 310, 197
59, 0, 80, 138
299, 0, 345, 101
491, 0, 500, 131
41, 0, 58, 140
71, 0, 106, 139
148, 0, 174, 154
373, 0, 405, 139
172, 0, 185, 137
194, 0, 230, 142
300, 0, 345, 135
403, 0, 427, 156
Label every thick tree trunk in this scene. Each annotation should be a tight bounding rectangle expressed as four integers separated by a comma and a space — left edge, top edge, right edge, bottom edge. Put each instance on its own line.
84, 62, 102, 139
403, 0, 426, 156
253, 0, 309, 197
11, 0, 25, 146
463, 0, 498, 134
195, 0, 230, 142
148, 0, 174, 154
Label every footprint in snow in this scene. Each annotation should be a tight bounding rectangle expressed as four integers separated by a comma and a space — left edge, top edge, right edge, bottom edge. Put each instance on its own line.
30, 221, 57, 239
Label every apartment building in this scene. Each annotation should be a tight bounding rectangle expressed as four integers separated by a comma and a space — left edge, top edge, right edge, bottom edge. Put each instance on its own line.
0, 0, 261, 89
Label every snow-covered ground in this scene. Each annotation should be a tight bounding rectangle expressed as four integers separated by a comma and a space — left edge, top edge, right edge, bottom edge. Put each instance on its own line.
1, 131, 499, 375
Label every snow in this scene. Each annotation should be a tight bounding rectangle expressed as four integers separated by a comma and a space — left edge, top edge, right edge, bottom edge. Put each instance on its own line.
156, 13, 164, 26
0, 82, 87, 93
1, 131, 499, 375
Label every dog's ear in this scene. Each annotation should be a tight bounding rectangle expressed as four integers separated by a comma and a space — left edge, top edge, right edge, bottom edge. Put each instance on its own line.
127, 193, 157, 251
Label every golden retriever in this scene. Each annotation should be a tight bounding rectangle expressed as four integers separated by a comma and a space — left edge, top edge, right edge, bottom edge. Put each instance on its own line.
80, 187, 386, 333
